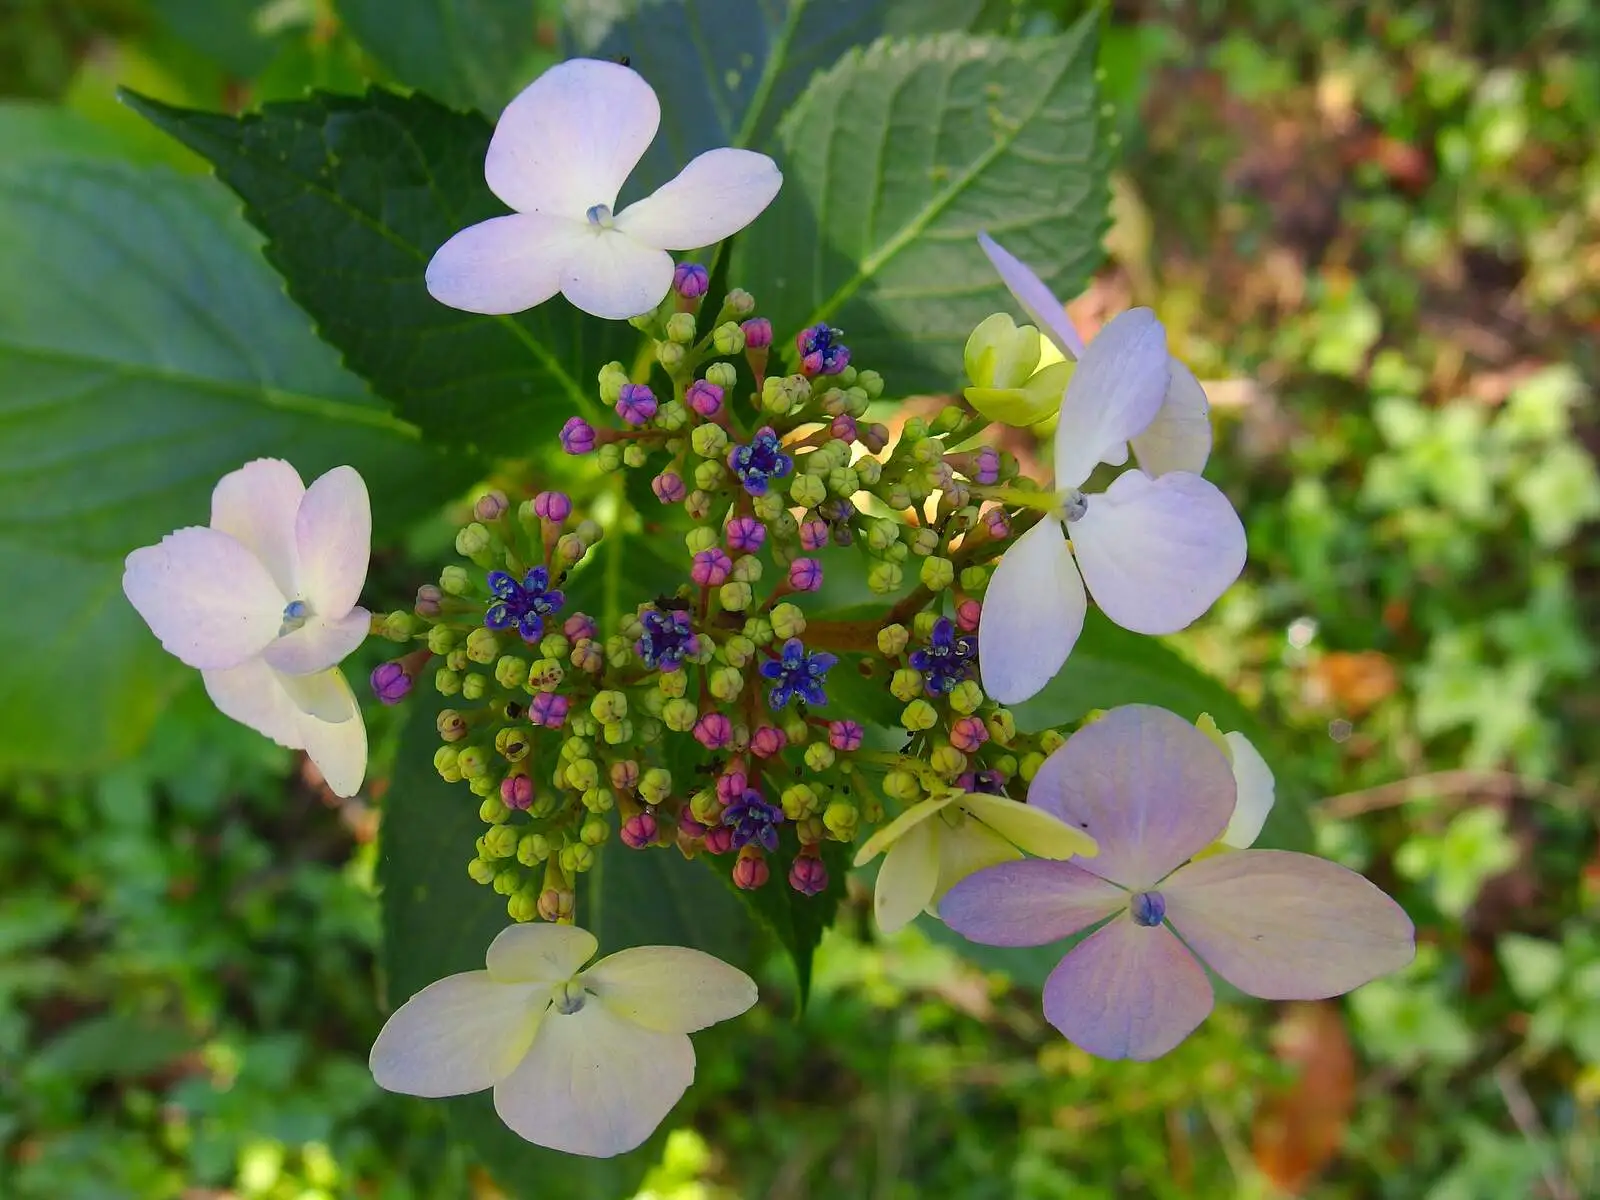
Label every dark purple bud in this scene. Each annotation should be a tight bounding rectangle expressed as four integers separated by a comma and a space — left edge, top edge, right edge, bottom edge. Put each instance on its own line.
621, 812, 659, 848
559, 416, 596, 455
370, 661, 413, 705
789, 854, 829, 896
615, 383, 658, 426
740, 317, 773, 349
673, 261, 709, 298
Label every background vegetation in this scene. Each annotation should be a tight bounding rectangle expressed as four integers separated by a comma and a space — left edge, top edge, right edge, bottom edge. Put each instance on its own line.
1, 0, 1596, 1196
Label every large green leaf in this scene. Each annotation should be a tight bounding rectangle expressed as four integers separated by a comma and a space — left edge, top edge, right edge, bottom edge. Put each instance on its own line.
573, 0, 1016, 195
124, 88, 634, 453
335, 0, 549, 114
732, 19, 1108, 394
0, 158, 451, 775
379, 693, 759, 1192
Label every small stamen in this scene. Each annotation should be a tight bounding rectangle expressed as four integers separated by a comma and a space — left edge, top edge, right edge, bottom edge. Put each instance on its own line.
585, 203, 614, 228
553, 978, 587, 1015
1062, 489, 1088, 523
279, 599, 310, 637
1130, 891, 1166, 927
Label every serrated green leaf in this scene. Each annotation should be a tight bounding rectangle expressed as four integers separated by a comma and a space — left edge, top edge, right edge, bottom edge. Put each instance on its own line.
0, 159, 452, 774
573, 0, 1016, 194
336, 0, 550, 114
731, 20, 1108, 393
378, 693, 759, 1190
123, 88, 636, 453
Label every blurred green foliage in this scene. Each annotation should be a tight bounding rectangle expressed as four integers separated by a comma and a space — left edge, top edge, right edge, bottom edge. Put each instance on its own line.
2, 0, 1598, 1197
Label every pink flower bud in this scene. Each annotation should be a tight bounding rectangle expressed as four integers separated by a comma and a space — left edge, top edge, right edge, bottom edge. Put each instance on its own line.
950, 715, 989, 753
732, 847, 770, 889
789, 854, 828, 896
534, 490, 572, 522
691, 547, 734, 587
621, 812, 659, 848
788, 558, 823, 592
799, 518, 829, 551
694, 712, 733, 750
501, 775, 534, 810
828, 720, 864, 752
704, 825, 734, 855
956, 598, 981, 632
725, 515, 767, 554
686, 379, 724, 416
751, 725, 787, 758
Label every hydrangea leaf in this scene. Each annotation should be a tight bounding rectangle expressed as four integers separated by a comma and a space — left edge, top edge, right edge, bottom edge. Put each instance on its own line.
0, 158, 457, 773
122, 87, 637, 453
732, 18, 1109, 393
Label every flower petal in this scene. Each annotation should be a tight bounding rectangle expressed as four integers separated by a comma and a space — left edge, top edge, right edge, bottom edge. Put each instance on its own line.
277, 665, 359, 724
962, 792, 1099, 860
260, 608, 371, 675
485, 58, 660, 217
486, 923, 599, 984
873, 818, 941, 934
1053, 309, 1169, 490
1070, 469, 1246, 635
203, 659, 303, 748
295, 672, 367, 797
939, 859, 1125, 947
1220, 731, 1275, 848
123, 527, 286, 670
210, 458, 304, 597
615, 148, 782, 250
493, 1002, 693, 1158
426, 213, 590, 315
853, 792, 958, 866
1161, 850, 1416, 999
977, 518, 1086, 705
1129, 358, 1212, 476
585, 946, 758, 1033
1029, 704, 1235, 888
369, 971, 546, 1098
977, 232, 1086, 360
295, 466, 370, 619
561, 230, 676, 319
1042, 915, 1213, 1060
930, 818, 1021, 905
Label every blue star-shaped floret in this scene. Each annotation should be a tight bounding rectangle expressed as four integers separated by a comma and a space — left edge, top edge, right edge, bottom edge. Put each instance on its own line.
908, 617, 977, 696
727, 427, 793, 497
484, 565, 564, 643
722, 790, 783, 852
636, 607, 695, 671
759, 638, 837, 710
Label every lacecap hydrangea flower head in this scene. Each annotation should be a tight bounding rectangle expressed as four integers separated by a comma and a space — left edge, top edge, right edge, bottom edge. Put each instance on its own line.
940, 705, 1415, 1060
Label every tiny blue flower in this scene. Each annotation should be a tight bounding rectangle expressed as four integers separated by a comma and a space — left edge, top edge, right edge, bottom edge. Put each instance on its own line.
759, 638, 837, 710
485, 565, 564, 643
727, 426, 793, 496
908, 617, 977, 696
635, 607, 696, 671
723, 789, 783, 852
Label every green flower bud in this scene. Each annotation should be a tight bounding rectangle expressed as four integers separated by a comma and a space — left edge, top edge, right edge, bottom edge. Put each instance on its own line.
878, 624, 910, 656
640, 768, 672, 805
691, 423, 730, 459
598, 360, 629, 404
932, 405, 966, 435
901, 699, 939, 731
434, 668, 462, 697
959, 566, 989, 593
686, 458, 719, 491
855, 457, 883, 487
681, 528, 716, 558
582, 787, 615, 813
948, 680, 985, 715
427, 626, 458, 655
883, 769, 921, 802
455, 522, 491, 556
994, 754, 1018, 779
656, 400, 690, 431
381, 610, 415, 642
563, 842, 596, 873
741, 617, 774, 648
690, 788, 721, 823
663, 697, 699, 732
712, 321, 746, 355
622, 443, 648, 469
883, 483, 914, 511
590, 690, 628, 723
920, 556, 955, 591
518, 833, 551, 865
456, 746, 488, 781
464, 628, 499, 665
783, 715, 810, 745
495, 655, 528, 689
826, 466, 860, 497
1019, 751, 1046, 782
597, 443, 625, 472
526, 658, 563, 692
434, 745, 462, 783
604, 634, 632, 668
865, 518, 898, 553
565, 757, 600, 792
705, 361, 738, 389
930, 745, 967, 777
908, 527, 939, 557
495, 727, 531, 762
987, 710, 1016, 745
868, 560, 905, 594
561, 736, 592, 762
580, 815, 610, 846
507, 890, 538, 922
719, 581, 753, 612
657, 668, 688, 699
761, 374, 811, 415
657, 340, 686, 370
479, 795, 510, 824
751, 491, 785, 523
483, 824, 519, 859
666, 311, 697, 344
804, 743, 836, 772
538, 632, 570, 660
436, 709, 468, 743
440, 564, 471, 596
901, 416, 929, 442
1039, 729, 1067, 754
790, 473, 826, 508
461, 673, 488, 701
823, 799, 859, 840
775, 784, 815, 820
889, 667, 923, 702
469, 774, 497, 797
857, 369, 884, 398
770, 602, 807, 640
446, 648, 468, 672
709, 665, 745, 701
602, 718, 633, 746
912, 611, 938, 640
468, 857, 497, 885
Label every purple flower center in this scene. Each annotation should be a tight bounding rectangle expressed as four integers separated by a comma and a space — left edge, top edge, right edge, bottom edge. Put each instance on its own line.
727, 427, 793, 496
796, 324, 850, 376
485, 565, 564, 643
635, 607, 695, 671
908, 617, 977, 696
722, 790, 784, 852
1130, 891, 1166, 927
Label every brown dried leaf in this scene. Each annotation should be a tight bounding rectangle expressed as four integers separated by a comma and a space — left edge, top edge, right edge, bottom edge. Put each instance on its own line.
1252, 1002, 1357, 1194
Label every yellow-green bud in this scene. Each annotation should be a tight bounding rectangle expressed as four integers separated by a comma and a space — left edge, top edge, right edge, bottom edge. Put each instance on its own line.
582, 787, 615, 813
381, 610, 415, 642
495, 655, 528, 689
565, 758, 600, 791
693, 459, 725, 491
804, 743, 836, 772
877, 624, 910, 656
908, 527, 939, 557
790, 473, 826, 507
912, 611, 939, 640
465, 627, 500, 664
518, 833, 550, 865
868, 561, 904, 594
856, 457, 883, 487
483, 824, 519, 859
456, 746, 488, 780
539, 633, 570, 660
883, 769, 921, 802
657, 400, 690, 431
823, 799, 859, 840
468, 857, 497, 884
434, 668, 462, 697
580, 815, 610, 846
461, 673, 488, 701
1019, 751, 1047, 782
685, 527, 720, 557
507, 891, 538, 922
658, 668, 688, 698
783, 715, 810, 745
781, 784, 820, 819
948, 680, 985, 715
663, 698, 699, 732
434, 745, 462, 783
436, 709, 468, 743
690, 788, 721, 823
561, 735, 591, 762
890, 667, 924, 703
597, 443, 625, 472
640, 768, 672, 805
469, 774, 497, 797
705, 361, 738, 389
590, 690, 628, 723
741, 617, 774, 648
930, 745, 967, 777
657, 340, 686, 370
602, 718, 633, 746
1039, 729, 1067, 754
995, 754, 1018, 778
770, 602, 807, 640
605, 635, 632, 668
426, 625, 457, 655
932, 405, 966, 435
761, 374, 810, 415
622, 443, 648, 469
455, 522, 491, 556
665, 311, 697, 344
446, 648, 468, 672
712, 321, 746, 354
525, 658, 563, 692
827, 466, 860, 497
691, 423, 729, 459
598, 360, 628, 404
719, 581, 753, 612
556, 532, 587, 563
495, 727, 531, 762
751, 492, 785, 523
708, 665, 744, 701
857, 369, 884, 398
731, 554, 763, 584
902, 699, 938, 731
960, 566, 989, 592
440, 564, 470, 595
987, 710, 1016, 745
920, 556, 955, 591
562, 842, 597, 873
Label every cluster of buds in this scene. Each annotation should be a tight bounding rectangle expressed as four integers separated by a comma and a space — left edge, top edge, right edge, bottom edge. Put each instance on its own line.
368, 272, 1060, 926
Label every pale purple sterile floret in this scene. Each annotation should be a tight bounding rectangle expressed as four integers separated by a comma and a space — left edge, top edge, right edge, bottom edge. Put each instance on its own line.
939, 705, 1415, 1062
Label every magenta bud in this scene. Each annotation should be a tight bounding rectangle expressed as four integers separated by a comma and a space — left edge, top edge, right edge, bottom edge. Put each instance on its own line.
533, 490, 573, 522
950, 715, 989, 753
716, 769, 748, 804
691, 547, 734, 587
679, 814, 707, 838
984, 508, 1010, 540
789, 854, 829, 896
740, 317, 773, 349
725, 515, 766, 554
788, 558, 823, 592
621, 812, 659, 848
529, 692, 570, 728
750, 726, 786, 758
370, 661, 413, 705
563, 613, 597, 642
560, 416, 596, 455
501, 775, 534, 810
704, 825, 734, 855
686, 379, 724, 416
694, 712, 733, 750
615, 383, 658, 426
673, 261, 709, 298
830, 414, 858, 442
652, 471, 687, 504
798, 518, 829, 551
975, 446, 1002, 486
828, 720, 864, 752
956, 598, 981, 632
